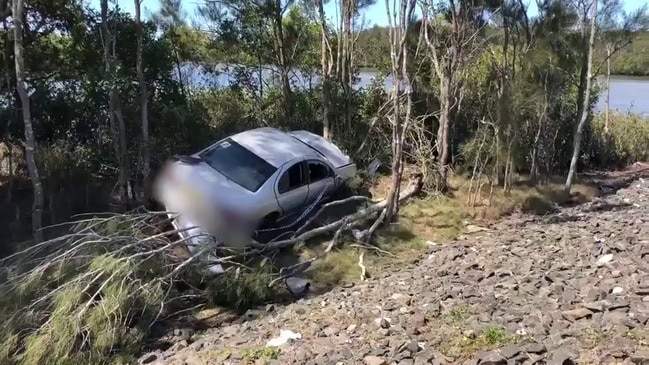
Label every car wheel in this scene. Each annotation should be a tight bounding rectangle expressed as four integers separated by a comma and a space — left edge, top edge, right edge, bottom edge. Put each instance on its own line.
258, 212, 279, 230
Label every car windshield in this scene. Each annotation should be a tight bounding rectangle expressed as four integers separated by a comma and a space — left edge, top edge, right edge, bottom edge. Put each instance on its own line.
198, 138, 277, 192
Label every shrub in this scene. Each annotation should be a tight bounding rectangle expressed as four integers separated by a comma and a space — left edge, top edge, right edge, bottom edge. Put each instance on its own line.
588, 112, 649, 167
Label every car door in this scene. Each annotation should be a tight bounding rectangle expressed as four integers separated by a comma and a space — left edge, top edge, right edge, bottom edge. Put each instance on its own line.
305, 159, 335, 204
275, 160, 309, 214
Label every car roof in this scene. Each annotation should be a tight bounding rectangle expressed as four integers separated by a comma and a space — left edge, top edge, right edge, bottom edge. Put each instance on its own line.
229, 127, 319, 168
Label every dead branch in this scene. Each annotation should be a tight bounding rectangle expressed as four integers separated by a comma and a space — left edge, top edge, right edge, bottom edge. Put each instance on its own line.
252, 173, 422, 252
294, 195, 373, 236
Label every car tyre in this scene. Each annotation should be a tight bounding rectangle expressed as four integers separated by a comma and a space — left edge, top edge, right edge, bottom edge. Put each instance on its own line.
258, 212, 279, 230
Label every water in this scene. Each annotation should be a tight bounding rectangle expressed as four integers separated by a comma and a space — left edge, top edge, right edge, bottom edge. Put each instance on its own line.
182, 64, 649, 117
594, 76, 649, 117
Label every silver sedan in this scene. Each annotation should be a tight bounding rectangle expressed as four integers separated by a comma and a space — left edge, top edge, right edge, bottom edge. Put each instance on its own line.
154, 127, 357, 258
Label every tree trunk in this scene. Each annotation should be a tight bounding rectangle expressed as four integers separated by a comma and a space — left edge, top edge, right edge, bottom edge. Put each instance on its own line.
341, 0, 353, 131
437, 81, 452, 190
384, 0, 415, 223
565, 0, 597, 193
604, 45, 611, 134
3, 21, 14, 203
271, 0, 291, 102
316, 0, 333, 140
135, 0, 151, 206
101, 0, 129, 211
12, 0, 44, 242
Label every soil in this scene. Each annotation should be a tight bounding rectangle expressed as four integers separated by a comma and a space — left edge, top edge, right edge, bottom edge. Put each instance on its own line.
140, 166, 649, 365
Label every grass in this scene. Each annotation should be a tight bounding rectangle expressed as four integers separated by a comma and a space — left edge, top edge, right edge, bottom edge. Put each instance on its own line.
197, 345, 280, 364
299, 247, 361, 286
433, 303, 520, 357
439, 325, 515, 358
241, 347, 281, 364
583, 327, 611, 348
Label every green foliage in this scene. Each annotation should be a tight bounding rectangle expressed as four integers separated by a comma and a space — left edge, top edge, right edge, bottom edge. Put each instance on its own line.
208, 262, 277, 311
0, 215, 201, 365
588, 112, 649, 167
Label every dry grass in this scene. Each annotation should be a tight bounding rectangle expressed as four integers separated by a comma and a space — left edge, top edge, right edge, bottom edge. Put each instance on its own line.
366, 172, 597, 247
295, 172, 599, 287
299, 247, 361, 286
446, 174, 598, 220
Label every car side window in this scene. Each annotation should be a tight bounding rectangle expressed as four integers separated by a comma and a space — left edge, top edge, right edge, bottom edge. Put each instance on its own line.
278, 162, 306, 194
308, 161, 332, 183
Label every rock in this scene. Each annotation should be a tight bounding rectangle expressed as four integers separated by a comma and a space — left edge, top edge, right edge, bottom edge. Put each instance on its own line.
499, 344, 521, 359
378, 328, 390, 336
524, 343, 547, 354
363, 355, 387, 365
582, 301, 605, 312
240, 309, 256, 322
561, 307, 593, 321
596, 254, 614, 266
630, 349, 649, 364
406, 339, 420, 353
166, 340, 188, 354
379, 318, 391, 329
636, 286, 649, 296
139, 352, 160, 364
476, 351, 507, 365
548, 349, 575, 365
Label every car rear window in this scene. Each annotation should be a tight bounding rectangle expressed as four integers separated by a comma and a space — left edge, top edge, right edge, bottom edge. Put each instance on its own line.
199, 138, 277, 192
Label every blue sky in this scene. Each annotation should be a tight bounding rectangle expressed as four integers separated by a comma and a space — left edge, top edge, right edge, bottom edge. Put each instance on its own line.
87, 0, 647, 27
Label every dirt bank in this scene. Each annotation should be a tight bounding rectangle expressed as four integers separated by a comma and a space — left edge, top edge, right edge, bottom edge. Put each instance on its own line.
141, 173, 649, 365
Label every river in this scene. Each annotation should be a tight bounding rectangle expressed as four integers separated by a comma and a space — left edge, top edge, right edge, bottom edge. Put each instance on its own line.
183, 64, 649, 117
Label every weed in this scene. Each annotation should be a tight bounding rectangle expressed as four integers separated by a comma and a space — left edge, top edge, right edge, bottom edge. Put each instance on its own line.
448, 303, 471, 323
439, 325, 513, 358
241, 347, 281, 364
480, 326, 510, 346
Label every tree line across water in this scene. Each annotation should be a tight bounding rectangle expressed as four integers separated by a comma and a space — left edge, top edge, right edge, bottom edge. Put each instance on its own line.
1, 0, 649, 363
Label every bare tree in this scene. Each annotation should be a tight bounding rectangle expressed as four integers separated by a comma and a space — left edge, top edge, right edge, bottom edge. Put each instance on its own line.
419, 0, 483, 190
100, 0, 130, 210
382, 0, 416, 224
314, 0, 335, 140
564, 0, 597, 193
12, 0, 44, 242
2, 18, 14, 203
135, 0, 151, 205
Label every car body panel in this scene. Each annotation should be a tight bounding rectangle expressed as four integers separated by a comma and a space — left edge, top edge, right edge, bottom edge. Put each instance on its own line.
287, 130, 354, 170
228, 127, 319, 168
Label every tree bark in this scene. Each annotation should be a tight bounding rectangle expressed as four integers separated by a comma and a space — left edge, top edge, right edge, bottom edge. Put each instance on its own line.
135, 0, 151, 205
271, 0, 291, 101
3, 20, 14, 203
383, 0, 415, 223
316, 0, 333, 140
604, 44, 611, 134
565, 0, 597, 193
341, 0, 353, 131
437, 80, 452, 190
101, 0, 129, 210
13, 0, 44, 242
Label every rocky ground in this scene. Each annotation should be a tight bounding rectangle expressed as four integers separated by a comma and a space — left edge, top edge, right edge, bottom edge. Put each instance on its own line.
142, 173, 649, 365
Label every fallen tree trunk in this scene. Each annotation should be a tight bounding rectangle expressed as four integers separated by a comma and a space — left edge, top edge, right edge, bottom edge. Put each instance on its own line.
0, 173, 422, 364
